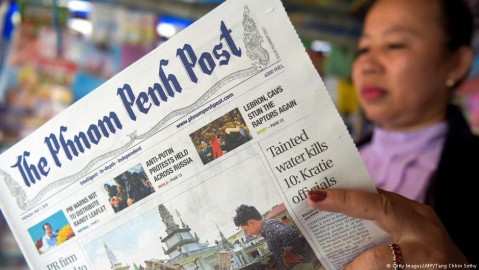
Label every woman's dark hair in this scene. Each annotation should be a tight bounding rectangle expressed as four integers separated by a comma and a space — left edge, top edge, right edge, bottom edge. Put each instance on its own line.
437, 0, 474, 87
233, 205, 262, 226
367, 0, 473, 50
439, 0, 473, 51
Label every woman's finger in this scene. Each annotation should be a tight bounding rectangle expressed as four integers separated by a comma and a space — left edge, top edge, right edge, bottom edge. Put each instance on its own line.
307, 188, 419, 237
307, 188, 469, 267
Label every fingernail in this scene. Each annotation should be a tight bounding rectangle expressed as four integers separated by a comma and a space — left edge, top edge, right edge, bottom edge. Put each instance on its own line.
308, 189, 327, 202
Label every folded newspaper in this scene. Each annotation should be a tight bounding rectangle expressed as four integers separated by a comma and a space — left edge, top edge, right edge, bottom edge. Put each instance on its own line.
0, 0, 390, 269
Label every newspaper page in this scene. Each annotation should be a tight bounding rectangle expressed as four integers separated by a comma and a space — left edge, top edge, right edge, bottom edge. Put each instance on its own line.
0, 0, 390, 269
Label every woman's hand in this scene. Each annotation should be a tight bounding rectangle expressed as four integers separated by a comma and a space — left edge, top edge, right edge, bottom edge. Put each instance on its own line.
307, 188, 468, 269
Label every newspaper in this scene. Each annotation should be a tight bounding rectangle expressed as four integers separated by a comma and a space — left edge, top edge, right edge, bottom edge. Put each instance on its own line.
0, 0, 390, 269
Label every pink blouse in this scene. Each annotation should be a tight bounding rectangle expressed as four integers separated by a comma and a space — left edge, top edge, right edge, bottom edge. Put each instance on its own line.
359, 123, 447, 202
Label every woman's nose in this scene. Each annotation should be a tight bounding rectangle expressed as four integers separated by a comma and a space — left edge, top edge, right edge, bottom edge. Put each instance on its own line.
356, 49, 384, 75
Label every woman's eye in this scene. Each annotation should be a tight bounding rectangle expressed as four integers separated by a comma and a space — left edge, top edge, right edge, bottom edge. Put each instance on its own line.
388, 43, 406, 49
355, 47, 369, 57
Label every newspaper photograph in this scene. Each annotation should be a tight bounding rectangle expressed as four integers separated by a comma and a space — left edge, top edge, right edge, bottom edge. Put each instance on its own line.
0, 0, 390, 269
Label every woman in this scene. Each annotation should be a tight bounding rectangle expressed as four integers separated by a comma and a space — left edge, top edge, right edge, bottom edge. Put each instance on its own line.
352, 0, 478, 264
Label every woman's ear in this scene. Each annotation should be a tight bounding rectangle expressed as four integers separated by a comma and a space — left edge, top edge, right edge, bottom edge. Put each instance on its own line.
448, 46, 473, 84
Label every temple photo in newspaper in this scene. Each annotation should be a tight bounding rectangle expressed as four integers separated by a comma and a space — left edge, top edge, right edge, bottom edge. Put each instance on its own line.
84, 204, 320, 270
84, 155, 321, 270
